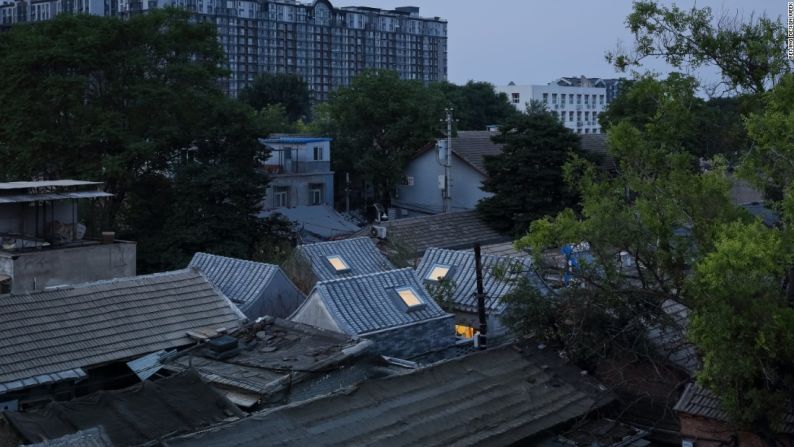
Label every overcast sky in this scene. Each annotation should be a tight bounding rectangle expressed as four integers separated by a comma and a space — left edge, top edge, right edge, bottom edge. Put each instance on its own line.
333, 0, 784, 88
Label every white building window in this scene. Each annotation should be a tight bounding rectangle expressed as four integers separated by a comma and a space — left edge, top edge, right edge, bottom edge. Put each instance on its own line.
310, 184, 323, 205
274, 187, 288, 207
313, 146, 323, 161
511, 92, 519, 104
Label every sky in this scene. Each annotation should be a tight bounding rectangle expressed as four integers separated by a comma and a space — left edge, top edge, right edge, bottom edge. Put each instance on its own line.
332, 0, 784, 88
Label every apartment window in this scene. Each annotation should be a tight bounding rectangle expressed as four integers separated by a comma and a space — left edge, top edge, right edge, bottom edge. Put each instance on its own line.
599, 94, 605, 105
326, 255, 351, 273
542, 93, 548, 103
274, 186, 288, 207
584, 94, 589, 104
310, 184, 323, 205
395, 286, 424, 309
560, 95, 566, 105
551, 93, 557, 103
569, 111, 574, 120
313, 146, 323, 161
576, 94, 581, 104
426, 264, 451, 282
511, 92, 520, 104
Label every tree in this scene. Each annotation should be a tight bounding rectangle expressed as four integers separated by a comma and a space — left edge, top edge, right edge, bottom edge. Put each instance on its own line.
599, 73, 752, 160
324, 70, 444, 210
238, 73, 312, 122
688, 221, 794, 435
0, 10, 271, 272
429, 80, 520, 130
476, 108, 582, 235
608, 1, 792, 95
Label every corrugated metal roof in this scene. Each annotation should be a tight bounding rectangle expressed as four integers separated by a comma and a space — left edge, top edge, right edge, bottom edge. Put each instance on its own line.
416, 248, 549, 314
165, 345, 616, 447
0, 191, 113, 204
296, 237, 395, 282
674, 383, 794, 433
0, 180, 102, 190
0, 269, 244, 392
304, 268, 450, 336
353, 211, 509, 257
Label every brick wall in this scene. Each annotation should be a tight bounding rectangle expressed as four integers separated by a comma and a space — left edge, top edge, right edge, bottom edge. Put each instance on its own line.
363, 315, 456, 359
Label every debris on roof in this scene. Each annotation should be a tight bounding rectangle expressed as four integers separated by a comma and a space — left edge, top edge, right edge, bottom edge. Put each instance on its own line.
189, 252, 305, 319
163, 317, 390, 409
0, 269, 244, 394
2, 370, 244, 447
164, 345, 616, 447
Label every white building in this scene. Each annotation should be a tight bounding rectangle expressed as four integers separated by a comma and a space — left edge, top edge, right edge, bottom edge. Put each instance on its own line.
496, 76, 625, 135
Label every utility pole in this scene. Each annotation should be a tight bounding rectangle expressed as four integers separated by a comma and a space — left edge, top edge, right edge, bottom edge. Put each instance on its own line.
443, 107, 453, 213
474, 242, 487, 350
345, 172, 350, 215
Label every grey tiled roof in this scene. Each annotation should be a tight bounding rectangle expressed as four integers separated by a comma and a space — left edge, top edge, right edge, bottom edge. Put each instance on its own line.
190, 253, 278, 305
353, 211, 509, 257
674, 383, 794, 433
165, 345, 615, 447
0, 269, 244, 392
307, 268, 450, 336
295, 237, 395, 281
450, 130, 504, 175
579, 134, 616, 172
189, 252, 304, 318
416, 248, 548, 314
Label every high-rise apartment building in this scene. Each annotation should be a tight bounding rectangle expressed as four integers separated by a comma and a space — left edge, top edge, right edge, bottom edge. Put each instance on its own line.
496, 76, 626, 135
0, 0, 448, 99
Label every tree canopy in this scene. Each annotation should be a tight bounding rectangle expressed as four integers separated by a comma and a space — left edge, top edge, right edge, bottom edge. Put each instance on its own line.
0, 9, 273, 272
322, 69, 444, 209
238, 73, 312, 122
429, 80, 520, 131
608, 0, 792, 95
476, 108, 582, 236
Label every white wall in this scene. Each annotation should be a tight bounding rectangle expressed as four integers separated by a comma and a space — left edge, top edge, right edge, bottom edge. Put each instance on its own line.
495, 84, 607, 135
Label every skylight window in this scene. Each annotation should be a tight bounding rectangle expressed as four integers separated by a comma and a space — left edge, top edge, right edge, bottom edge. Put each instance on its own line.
326, 255, 350, 273
426, 264, 451, 282
396, 286, 423, 308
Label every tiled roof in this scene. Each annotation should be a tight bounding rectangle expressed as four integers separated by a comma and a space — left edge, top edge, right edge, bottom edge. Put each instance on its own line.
165, 345, 616, 447
674, 383, 794, 433
0, 269, 244, 392
416, 248, 548, 314
5, 370, 244, 446
450, 131, 504, 175
305, 268, 450, 336
190, 253, 278, 306
295, 237, 395, 281
353, 211, 509, 257
189, 252, 304, 318
579, 134, 616, 172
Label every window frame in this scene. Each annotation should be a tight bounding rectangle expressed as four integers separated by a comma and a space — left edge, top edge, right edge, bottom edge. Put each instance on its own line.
326, 255, 351, 273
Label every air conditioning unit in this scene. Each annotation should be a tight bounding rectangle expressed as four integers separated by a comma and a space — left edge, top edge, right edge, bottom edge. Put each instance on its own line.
371, 225, 387, 239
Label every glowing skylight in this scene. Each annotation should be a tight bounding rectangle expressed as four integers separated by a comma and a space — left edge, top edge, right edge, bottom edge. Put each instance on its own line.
396, 287, 423, 308
426, 264, 451, 281
326, 255, 350, 273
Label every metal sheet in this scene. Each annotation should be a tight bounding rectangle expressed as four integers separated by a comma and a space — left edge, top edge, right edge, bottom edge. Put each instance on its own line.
0, 180, 102, 190
0, 191, 113, 204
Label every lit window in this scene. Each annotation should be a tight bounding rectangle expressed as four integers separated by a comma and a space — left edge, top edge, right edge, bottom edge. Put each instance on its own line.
455, 324, 475, 339
426, 264, 450, 282
396, 286, 423, 308
326, 255, 350, 273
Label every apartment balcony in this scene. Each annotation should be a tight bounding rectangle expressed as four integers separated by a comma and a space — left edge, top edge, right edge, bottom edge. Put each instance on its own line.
261, 161, 331, 176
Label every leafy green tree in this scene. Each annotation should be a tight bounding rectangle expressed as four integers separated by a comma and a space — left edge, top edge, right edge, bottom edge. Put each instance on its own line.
324, 70, 444, 209
238, 73, 311, 122
0, 10, 272, 272
688, 221, 794, 435
430, 80, 520, 130
608, 1, 792, 94
476, 108, 582, 235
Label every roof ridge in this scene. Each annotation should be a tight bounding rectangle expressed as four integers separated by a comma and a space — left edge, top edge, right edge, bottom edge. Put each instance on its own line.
315, 267, 415, 286
15, 268, 199, 298
192, 252, 277, 269
299, 236, 370, 248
